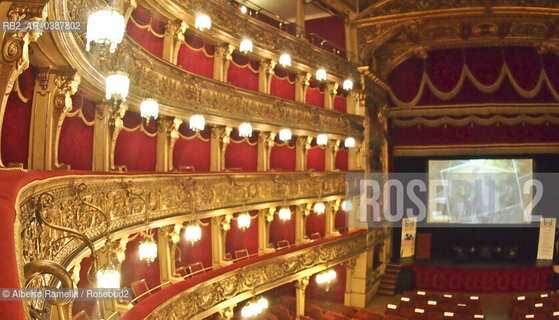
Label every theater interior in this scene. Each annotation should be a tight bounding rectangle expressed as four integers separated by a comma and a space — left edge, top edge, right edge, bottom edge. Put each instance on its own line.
1, 0, 559, 319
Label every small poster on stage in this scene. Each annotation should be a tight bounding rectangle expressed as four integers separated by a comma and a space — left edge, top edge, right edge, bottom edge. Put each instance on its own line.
401, 217, 417, 258
537, 218, 556, 260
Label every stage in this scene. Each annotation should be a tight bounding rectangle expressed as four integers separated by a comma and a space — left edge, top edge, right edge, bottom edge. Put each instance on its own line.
400, 259, 553, 293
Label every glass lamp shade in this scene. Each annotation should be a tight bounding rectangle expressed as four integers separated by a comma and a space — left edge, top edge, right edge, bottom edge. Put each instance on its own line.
279, 54, 291, 67
316, 134, 328, 146
105, 73, 129, 101
139, 236, 157, 263
343, 79, 353, 90
140, 99, 159, 120
237, 212, 251, 229
278, 207, 292, 221
97, 265, 121, 288
239, 122, 253, 137
316, 269, 336, 285
341, 200, 352, 211
279, 128, 292, 142
86, 9, 125, 53
316, 69, 327, 81
239, 39, 253, 54
189, 114, 205, 131
344, 137, 356, 148
313, 202, 325, 214
195, 14, 211, 31
184, 223, 202, 243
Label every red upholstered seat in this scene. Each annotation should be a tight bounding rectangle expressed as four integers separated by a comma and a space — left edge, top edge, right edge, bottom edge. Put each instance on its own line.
271, 305, 292, 320
130, 279, 150, 303
306, 304, 324, 319
235, 248, 250, 260
187, 261, 205, 275
321, 311, 348, 320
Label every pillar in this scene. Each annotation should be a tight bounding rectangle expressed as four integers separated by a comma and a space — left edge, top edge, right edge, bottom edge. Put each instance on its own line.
162, 20, 187, 64
156, 117, 182, 172
344, 20, 358, 63
346, 91, 360, 115
257, 131, 275, 171
28, 68, 80, 170
295, 0, 305, 38
295, 276, 309, 319
258, 59, 276, 94
213, 43, 234, 82
258, 208, 275, 254
157, 226, 180, 284
344, 258, 357, 306
295, 136, 311, 171
325, 200, 340, 237
348, 142, 362, 171
295, 72, 310, 103
325, 139, 340, 171
295, 204, 311, 244
216, 305, 236, 320
211, 214, 232, 266
92, 102, 127, 172
324, 82, 338, 110
0, 1, 47, 168
210, 125, 231, 172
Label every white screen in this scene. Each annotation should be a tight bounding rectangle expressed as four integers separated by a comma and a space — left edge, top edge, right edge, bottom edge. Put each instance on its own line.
428, 159, 533, 224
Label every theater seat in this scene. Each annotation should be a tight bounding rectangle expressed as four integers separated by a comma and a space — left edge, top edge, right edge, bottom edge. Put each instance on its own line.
130, 279, 150, 303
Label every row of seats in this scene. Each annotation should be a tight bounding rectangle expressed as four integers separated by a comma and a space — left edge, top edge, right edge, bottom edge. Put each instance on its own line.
385, 291, 485, 320
510, 292, 559, 320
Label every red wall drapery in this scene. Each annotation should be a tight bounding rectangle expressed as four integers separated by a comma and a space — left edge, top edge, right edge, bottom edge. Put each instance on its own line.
120, 233, 161, 290
305, 17, 346, 51
176, 33, 214, 79
305, 264, 346, 304
270, 67, 296, 100
306, 210, 325, 238
58, 95, 95, 170
225, 131, 258, 172
225, 211, 259, 257
269, 206, 296, 246
270, 139, 296, 171
335, 209, 347, 231
178, 219, 212, 269
114, 113, 157, 171
306, 82, 325, 108
334, 94, 347, 113
172, 125, 211, 172
307, 146, 325, 172
335, 149, 348, 171
126, 7, 164, 58
227, 53, 259, 92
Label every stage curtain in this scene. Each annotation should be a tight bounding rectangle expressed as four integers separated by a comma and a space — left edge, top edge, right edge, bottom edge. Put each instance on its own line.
270, 137, 296, 171
389, 46, 559, 107
270, 67, 296, 100
58, 95, 95, 170
1, 67, 34, 167
307, 145, 325, 172
335, 149, 348, 171
227, 52, 259, 92
176, 33, 214, 78
172, 125, 210, 172
306, 80, 325, 108
120, 232, 161, 290
126, 7, 164, 58
305, 264, 346, 304
177, 219, 212, 269
225, 130, 258, 171
306, 209, 325, 238
225, 211, 259, 257
334, 94, 347, 113
114, 112, 157, 171
269, 206, 296, 246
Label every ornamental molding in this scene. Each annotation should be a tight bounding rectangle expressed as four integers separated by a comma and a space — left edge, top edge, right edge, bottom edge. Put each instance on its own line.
15, 172, 347, 281
47, 0, 364, 140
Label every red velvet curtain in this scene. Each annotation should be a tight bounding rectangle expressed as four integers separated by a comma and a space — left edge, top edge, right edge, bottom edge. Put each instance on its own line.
178, 219, 212, 269
225, 211, 259, 257
307, 146, 325, 172
334, 94, 347, 113
225, 130, 258, 171
227, 53, 259, 92
270, 67, 296, 100
172, 125, 211, 172
176, 33, 214, 78
120, 233, 161, 289
306, 80, 325, 108
306, 210, 325, 238
1, 67, 34, 167
270, 137, 296, 171
126, 7, 164, 58
58, 95, 95, 170
269, 206, 296, 246
305, 264, 346, 304
335, 149, 348, 171
114, 112, 157, 171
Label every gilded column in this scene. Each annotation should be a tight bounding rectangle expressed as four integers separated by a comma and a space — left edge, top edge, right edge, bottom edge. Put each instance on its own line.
295, 0, 305, 38
257, 131, 275, 171
325, 139, 340, 171
211, 214, 232, 267
344, 19, 358, 63
156, 117, 182, 172
162, 20, 187, 64
28, 68, 80, 170
325, 200, 340, 237
210, 125, 231, 172
258, 208, 275, 254
295, 72, 310, 103
213, 43, 234, 82
295, 136, 311, 171
348, 141, 362, 171
157, 226, 178, 285
295, 204, 311, 244
92, 101, 127, 171
216, 305, 236, 320
324, 82, 339, 110
258, 59, 276, 94
344, 258, 358, 306
0, 1, 47, 167
346, 90, 360, 115
295, 276, 309, 319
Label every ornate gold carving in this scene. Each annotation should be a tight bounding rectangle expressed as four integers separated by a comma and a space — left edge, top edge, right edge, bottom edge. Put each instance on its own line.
295, 276, 310, 290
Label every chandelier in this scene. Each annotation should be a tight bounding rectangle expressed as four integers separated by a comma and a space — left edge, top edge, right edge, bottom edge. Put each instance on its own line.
279, 53, 292, 67
140, 99, 159, 121
239, 38, 253, 54
105, 73, 129, 101
316, 269, 336, 285
313, 202, 325, 214
241, 297, 269, 318
190, 114, 205, 131
344, 137, 356, 148
316, 134, 328, 146
278, 206, 292, 221
278, 128, 292, 142
86, 9, 125, 53
195, 14, 211, 31
138, 233, 157, 263
316, 68, 327, 81
97, 263, 121, 288
184, 222, 202, 243
341, 200, 352, 211
239, 122, 253, 137
343, 79, 353, 90
238, 212, 251, 230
